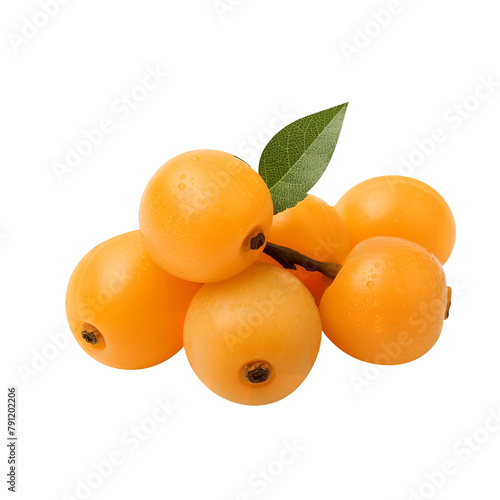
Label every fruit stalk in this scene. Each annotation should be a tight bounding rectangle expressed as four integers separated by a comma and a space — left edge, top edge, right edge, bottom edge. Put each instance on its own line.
263, 242, 342, 280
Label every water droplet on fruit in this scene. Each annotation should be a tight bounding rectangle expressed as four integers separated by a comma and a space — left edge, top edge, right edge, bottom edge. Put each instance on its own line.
387, 261, 396, 268
367, 281, 374, 289
178, 183, 186, 190
180, 174, 186, 179
375, 262, 380, 269
228, 304, 235, 312
371, 274, 377, 279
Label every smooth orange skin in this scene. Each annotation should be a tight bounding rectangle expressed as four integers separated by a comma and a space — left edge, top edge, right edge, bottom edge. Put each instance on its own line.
335, 176, 456, 264
183, 263, 322, 405
66, 231, 201, 369
259, 195, 351, 306
139, 150, 273, 283
320, 237, 447, 365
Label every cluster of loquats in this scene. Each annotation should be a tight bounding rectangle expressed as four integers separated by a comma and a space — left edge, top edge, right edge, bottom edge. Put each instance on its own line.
66, 105, 456, 405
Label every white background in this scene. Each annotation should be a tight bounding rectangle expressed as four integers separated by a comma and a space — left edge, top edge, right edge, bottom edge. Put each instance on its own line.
1, 1, 499, 499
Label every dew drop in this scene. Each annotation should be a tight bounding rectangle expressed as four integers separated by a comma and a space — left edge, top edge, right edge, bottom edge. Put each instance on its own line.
228, 304, 235, 312
371, 274, 377, 279
387, 260, 396, 268
375, 262, 380, 269
367, 281, 374, 289
180, 174, 186, 180
178, 183, 186, 190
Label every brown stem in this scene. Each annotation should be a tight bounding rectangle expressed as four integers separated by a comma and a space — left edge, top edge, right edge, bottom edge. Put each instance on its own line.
264, 243, 453, 321
445, 286, 452, 320
263, 242, 342, 280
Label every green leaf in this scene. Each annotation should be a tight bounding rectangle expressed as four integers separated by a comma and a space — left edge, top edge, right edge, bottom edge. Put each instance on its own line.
258, 103, 348, 214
